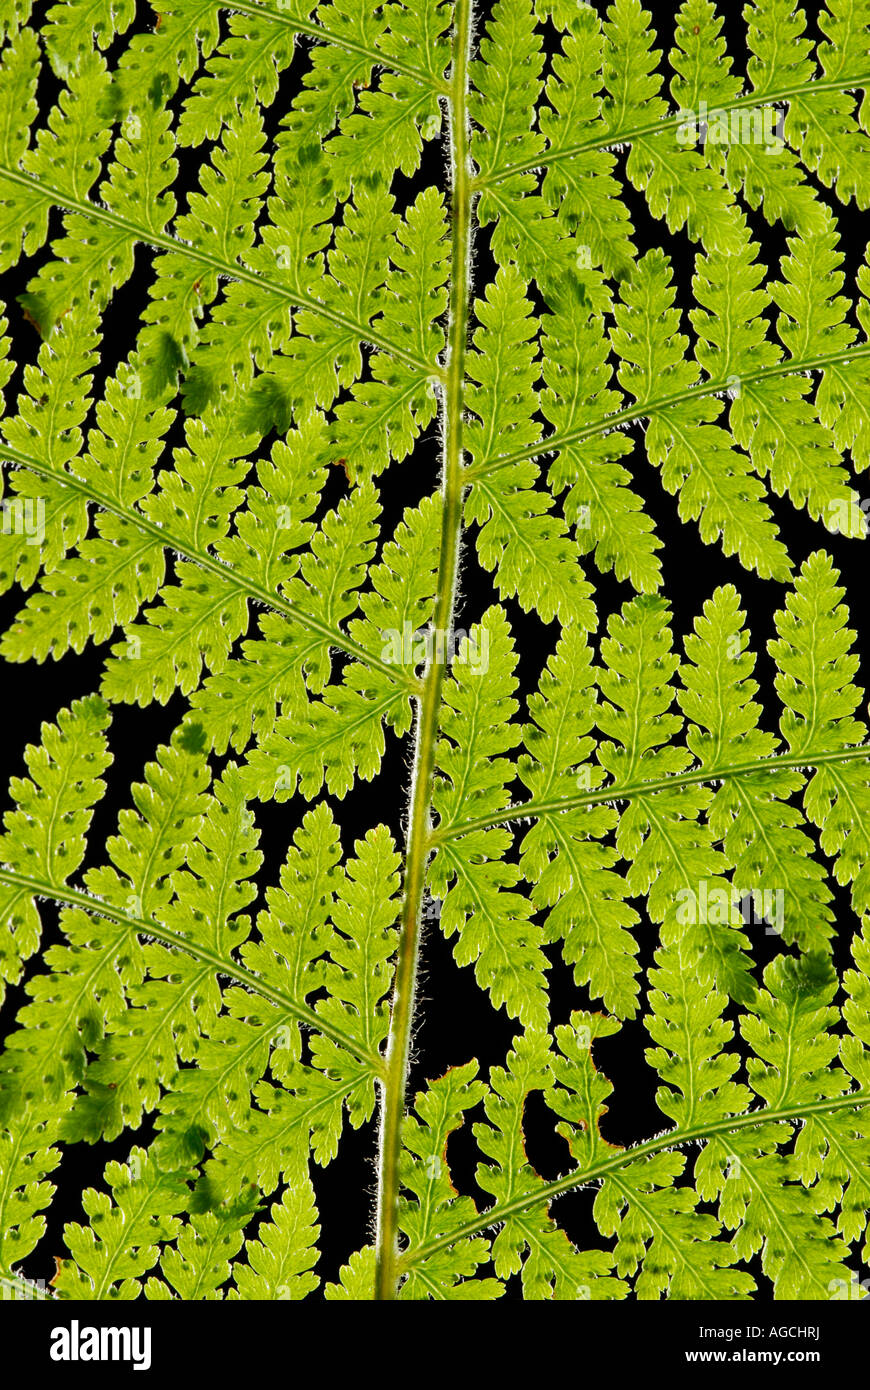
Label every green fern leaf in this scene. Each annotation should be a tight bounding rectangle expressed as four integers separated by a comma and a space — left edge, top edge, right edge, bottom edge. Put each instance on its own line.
714, 956, 855, 1298
242, 495, 438, 799
0, 28, 49, 272
540, 288, 662, 594
42, 0, 135, 67
538, 5, 636, 279
465, 266, 595, 625
615, 246, 792, 580
598, 596, 746, 994
0, 1101, 63, 1274
681, 580, 834, 958
519, 623, 641, 1018
397, 1062, 502, 1299
53, 1149, 191, 1299
783, 1, 870, 206
326, 186, 449, 477
230, 1179, 320, 1300
0, 735, 206, 1125
177, 12, 297, 148
604, 0, 743, 252
147, 1201, 254, 1300
431, 609, 550, 1029
3, 0, 870, 1311
475, 1030, 624, 1299
770, 552, 870, 915
0, 695, 110, 1010
2, 304, 99, 587
2, 360, 172, 661
324, 1245, 377, 1299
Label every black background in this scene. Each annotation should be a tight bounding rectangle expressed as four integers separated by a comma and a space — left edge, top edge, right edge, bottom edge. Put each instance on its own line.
0, 0, 869, 1328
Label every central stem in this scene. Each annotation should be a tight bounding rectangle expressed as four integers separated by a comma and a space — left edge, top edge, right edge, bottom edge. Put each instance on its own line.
373, 0, 474, 1301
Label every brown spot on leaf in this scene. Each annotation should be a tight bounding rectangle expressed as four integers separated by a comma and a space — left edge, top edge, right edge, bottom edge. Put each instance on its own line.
329, 456, 352, 482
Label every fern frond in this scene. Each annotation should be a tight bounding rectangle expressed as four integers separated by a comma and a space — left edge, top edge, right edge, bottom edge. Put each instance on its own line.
0, 27, 48, 273
264, 182, 435, 427
397, 1062, 502, 1299
67, 762, 256, 1143
475, 1030, 625, 1299
625, 942, 753, 1299
0, 735, 205, 1125
0, 695, 111, 1010
543, 1009, 622, 1170
704, 955, 857, 1298
153, 822, 395, 1178
646, 940, 752, 1135
97, 773, 262, 1152
843, 920, 870, 1091
242, 494, 438, 798
773, 207, 870, 476
471, 0, 543, 179
431, 608, 549, 1029
770, 551, 870, 916
53, 1149, 191, 1299
819, 252, 870, 471
18, 68, 177, 325
465, 267, 595, 625
671, 0, 743, 112
325, 7, 445, 196
178, 11, 297, 148
239, 801, 341, 1068
598, 596, 746, 996
614, 246, 792, 580
147, 1201, 254, 1300
202, 1065, 356, 1201
771, 944, 870, 1261
1, 303, 99, 587
324, 1245, 377, 1299
181, 817, 395, 1194
603, 0, 743, 253
471, 0, 574, 294
0, 300, 11, 402
379, 0, 452, 83
3, 0, 870, 1308
577, 945, 751, 1299
538, 5, 636, 280
42, 0, 135, 68
758, 217, 858, 510
8, 293, 97, 464
172, 110, 275, 412
325, 186, 449, 478
230, 1178, 320, 1300
680, 580, 834, 958
597, 1155, 751, 1300
671, 0, 826, 236
22, 48, 112, 202
693, 223, 858, 529
271, 477, 383, 694
810, 919, 870, 1265
539, 286, 662, 593
519, 623, 641, 1019
0, 1101, 63, 1274
744, 0, 814, 93
781, 1, 870, 206
310, 823, 399, 1090
95, 407, 258, 703
2, 359, 172, 661
182, 417, 329, 754
277, 0, 385, 148
0, 0, 33, 42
